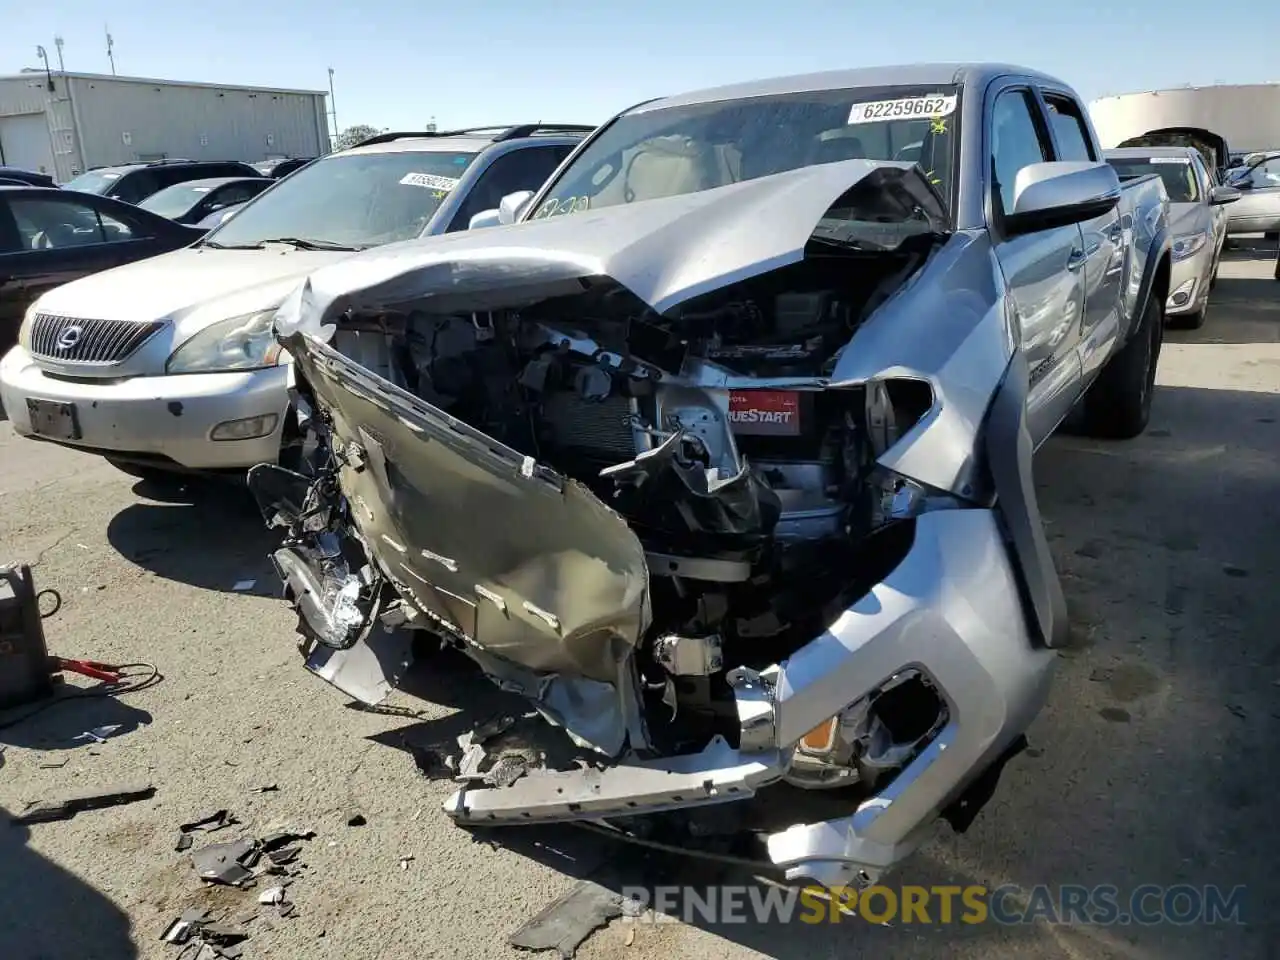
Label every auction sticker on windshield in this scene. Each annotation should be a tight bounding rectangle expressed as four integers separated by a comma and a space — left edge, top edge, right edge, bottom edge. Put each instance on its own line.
400, 172, 461, 191
848, 94, 957, 125
1149, 157, 1190, 164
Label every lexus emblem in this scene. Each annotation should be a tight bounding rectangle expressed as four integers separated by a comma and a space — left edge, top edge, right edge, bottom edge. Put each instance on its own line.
55, 325, 83, 351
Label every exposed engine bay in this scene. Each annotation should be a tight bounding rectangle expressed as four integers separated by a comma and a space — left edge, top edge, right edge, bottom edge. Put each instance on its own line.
270, 242, 951, 776
253, 159, 1059, 887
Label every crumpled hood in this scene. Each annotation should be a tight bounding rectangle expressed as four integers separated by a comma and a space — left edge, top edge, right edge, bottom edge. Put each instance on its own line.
276, 159, 944, 339
33, 246, 353, 325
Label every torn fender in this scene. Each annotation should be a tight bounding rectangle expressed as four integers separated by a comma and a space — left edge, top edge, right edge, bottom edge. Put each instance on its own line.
272, 159, 948, 341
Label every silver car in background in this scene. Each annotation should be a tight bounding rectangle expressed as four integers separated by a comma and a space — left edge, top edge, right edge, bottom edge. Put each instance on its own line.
1107, 146, 1239, 329
1225, 151, 1280, 235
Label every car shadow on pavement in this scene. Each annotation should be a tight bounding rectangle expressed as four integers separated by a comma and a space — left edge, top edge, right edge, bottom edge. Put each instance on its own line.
106, 477, 281, 594
0, 693, 152, 752
0, 809, 138, 959
1175, 274, 1280, 345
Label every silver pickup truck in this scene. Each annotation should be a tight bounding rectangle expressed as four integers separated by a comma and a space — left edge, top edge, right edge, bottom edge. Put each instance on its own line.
253, 63, 1170, 888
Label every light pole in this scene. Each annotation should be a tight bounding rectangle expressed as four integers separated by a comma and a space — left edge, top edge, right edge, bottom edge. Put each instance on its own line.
53, 36, 65, 73
35, 45, 55, 91
327, 67, 338, 149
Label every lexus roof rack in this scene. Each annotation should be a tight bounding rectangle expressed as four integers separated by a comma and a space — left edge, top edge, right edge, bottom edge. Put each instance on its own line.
351, 123, 595, 149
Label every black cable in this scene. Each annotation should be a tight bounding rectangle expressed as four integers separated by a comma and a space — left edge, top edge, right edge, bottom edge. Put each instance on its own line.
0, 661, 162, 731
571, 820, 782, 874
36, 587, 62, 619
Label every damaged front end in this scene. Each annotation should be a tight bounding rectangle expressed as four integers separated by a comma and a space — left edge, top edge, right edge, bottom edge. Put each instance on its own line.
252, 159, 1061, 887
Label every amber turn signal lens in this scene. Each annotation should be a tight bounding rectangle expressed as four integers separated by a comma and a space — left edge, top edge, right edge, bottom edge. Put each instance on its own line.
799, 717, 838, 753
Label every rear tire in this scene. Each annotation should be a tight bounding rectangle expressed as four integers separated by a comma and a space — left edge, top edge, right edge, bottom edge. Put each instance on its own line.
1080, 294, 1162, 440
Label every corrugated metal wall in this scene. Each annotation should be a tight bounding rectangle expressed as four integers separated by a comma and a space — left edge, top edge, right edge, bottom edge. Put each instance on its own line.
1090, 85, 1280, 154
70, 77, 328, 167
0, 75, 81, 182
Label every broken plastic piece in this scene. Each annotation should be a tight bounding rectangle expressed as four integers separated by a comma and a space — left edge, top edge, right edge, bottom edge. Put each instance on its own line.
232, 580, 257, 592
258, 885, 287, 905
508, 878, 625, 959
72, 724, 122, 744
180, 809, 238, 833
11, 782, 154, 824
192, 838, 259, 886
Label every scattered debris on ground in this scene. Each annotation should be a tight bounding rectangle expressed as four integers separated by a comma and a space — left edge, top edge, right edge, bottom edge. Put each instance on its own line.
10, 782, 155, 824
72, 724, 122, 744
346, 812, 366, 827
508, 878, 626, 959
164, 826, 317, 955
176, 809, 240, 851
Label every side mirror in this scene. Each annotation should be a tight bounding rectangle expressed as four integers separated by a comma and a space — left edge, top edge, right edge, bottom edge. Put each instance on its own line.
1210, 185, 1242, 205
498, 189, 534, 225
1004, 161, 1121, 236
468, 208, 502, 230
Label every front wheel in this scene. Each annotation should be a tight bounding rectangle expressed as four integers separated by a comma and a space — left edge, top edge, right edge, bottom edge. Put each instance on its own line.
1079, 294, 1163, 440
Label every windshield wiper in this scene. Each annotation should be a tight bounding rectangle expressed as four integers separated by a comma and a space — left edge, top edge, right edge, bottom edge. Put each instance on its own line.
262, 237, 365, 252
199, 239, 266, 250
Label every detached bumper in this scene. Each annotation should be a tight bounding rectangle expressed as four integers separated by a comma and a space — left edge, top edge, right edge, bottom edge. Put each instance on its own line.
444, 508, 1056, 885
0, 345, 289, 471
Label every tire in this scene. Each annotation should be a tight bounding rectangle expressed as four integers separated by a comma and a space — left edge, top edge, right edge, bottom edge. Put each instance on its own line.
1080, 294, 1162, 440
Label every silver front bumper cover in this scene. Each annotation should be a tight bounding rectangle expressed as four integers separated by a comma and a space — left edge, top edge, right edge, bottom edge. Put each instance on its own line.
444, 508, 1056, 884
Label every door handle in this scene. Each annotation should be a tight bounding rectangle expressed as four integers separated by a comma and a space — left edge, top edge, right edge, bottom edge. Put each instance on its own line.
1067, 248, 1087, 271
1107, 223, 1123, 242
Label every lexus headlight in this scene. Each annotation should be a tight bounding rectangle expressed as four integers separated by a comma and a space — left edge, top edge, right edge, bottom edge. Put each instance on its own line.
17, 303, 39, 351
1171, 232, 1208, 262
165, 309, 283, 374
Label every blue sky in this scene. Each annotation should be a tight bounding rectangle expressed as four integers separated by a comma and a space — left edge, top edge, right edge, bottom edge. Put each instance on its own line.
6, 0, 1278, 134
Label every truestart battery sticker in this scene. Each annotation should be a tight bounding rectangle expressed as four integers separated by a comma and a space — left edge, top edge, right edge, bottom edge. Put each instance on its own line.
728, 391, 802, 436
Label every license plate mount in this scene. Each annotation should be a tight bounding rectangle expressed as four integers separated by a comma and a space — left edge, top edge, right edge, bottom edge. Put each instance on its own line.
26, 399, 81, 441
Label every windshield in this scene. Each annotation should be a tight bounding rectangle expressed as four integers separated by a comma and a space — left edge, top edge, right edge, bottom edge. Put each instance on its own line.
1108, 158, 1200, 203
203, 150, 479, 250
63, 170, 123, 195
528, 84, 959, 221
139, 182, 215, 219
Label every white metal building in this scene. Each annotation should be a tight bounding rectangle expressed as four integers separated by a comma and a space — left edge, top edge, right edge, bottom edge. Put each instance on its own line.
0, 69, 329, 183
1089, 84, 1280, 154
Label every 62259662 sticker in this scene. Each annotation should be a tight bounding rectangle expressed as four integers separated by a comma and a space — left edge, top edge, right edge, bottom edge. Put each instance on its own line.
399, 172, 461, 191
848, 94, 957, 125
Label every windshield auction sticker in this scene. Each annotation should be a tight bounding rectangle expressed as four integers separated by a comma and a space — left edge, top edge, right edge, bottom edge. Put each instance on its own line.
399, 172, 460, 191
1149, 157, 1190, 164
848, 94, 957, 125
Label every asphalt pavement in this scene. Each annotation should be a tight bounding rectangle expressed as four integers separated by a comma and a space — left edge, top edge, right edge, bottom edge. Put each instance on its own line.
1, 246, 1278, 959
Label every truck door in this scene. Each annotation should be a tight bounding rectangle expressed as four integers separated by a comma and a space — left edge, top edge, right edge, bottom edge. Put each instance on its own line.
988, 85, 1085, 445
1041, 91, 1123, 385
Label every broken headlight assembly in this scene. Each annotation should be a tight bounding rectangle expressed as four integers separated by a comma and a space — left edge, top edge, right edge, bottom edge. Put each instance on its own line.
165, 308, 284, 374
780, 463, 965, 790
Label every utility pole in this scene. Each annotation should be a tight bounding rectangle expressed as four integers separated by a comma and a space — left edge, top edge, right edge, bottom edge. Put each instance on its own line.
53, 36, 65, 73
105, 26, 116, 76
327, 67, 338, 149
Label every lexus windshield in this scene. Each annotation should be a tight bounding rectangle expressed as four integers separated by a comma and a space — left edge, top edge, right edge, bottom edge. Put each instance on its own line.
202, 149, 478, 250
529, 84, 960, 220
63, 170, 123, 195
